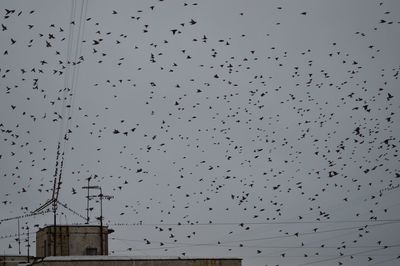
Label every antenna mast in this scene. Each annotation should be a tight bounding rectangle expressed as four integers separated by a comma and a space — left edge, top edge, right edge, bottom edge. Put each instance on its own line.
17, 218, 21, 255
85, 176, 91, 224
81, 184, 113, 255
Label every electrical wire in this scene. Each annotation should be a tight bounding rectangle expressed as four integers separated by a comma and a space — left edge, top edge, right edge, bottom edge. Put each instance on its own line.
108, 218, 400, 227
297, 244, 400, 266
1, 209, 51, 223
56, 0, 88, 202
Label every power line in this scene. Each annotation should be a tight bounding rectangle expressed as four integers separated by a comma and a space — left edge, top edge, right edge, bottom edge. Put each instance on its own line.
297, 244, 400, 266
111, 237, 391, 250
54, 0, 76, 182
0, 209, 51, 223
213, 221, 399, 244
108, 218, 400, 227
56, 200, 86, 221
106, 221, 399, 255
108, 220, 400, 253
0, 231, 35, 240
367, 255, 400, 266
56, 0, 88, 202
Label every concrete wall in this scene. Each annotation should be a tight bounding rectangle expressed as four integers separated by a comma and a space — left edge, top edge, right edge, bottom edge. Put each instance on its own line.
36, 225, 111, 257
32, 258, 241, 266
0, 255, 33, 266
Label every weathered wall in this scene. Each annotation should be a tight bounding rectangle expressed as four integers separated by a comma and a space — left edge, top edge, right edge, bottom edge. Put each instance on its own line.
36, 226, 110, 257
67, 226, 108, 256
0, 255, 33, 266
36, 229, 47, 257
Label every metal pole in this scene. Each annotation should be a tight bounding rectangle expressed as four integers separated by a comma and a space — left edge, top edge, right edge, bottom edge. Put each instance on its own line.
86, 177, 90, 224
27, 226, 30, 263
99, 187, 103, 255
17, 218, 21, 255
53, 202, 57, 256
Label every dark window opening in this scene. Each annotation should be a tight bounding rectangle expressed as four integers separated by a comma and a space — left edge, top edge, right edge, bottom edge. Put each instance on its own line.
86, 247, 98, 255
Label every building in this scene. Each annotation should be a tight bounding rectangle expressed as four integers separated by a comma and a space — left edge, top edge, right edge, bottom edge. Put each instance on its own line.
36, 225, 114, 257
28, 256, 242, 266
0, 255, 33, 266
33, 225, 241, 266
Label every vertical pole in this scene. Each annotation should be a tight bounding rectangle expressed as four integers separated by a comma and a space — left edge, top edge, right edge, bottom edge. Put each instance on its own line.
86, 177, 90, 224
27, 226, 30, 263
66, 225, 70, 256
99, 187, 103, 255
17, 218, 21, 255
53, 202, 57, 256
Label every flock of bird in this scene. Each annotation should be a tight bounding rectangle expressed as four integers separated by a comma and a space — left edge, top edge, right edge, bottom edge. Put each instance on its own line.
0, 1, 399, 265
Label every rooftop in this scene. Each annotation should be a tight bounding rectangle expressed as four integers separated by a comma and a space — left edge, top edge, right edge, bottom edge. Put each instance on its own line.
37, 224, 114, 233
39, 224, 109, 229
38, 256, 241, 261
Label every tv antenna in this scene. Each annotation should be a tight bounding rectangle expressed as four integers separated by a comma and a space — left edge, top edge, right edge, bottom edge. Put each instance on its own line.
81, 184, 113, 255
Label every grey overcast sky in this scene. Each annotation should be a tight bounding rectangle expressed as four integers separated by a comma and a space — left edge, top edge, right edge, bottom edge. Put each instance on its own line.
0, 0, 400, 265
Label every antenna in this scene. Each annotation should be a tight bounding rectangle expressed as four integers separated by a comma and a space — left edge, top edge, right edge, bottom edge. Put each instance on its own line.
82, 184, 113, 255
84, 176, 92, 224
25, 225, 30, 263
17, 218, 21, 255
53, 200, 57, 256
98, 190, 113, 255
